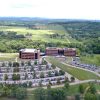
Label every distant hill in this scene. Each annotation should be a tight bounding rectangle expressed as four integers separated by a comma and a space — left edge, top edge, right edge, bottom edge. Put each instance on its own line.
0, 17, 100, 23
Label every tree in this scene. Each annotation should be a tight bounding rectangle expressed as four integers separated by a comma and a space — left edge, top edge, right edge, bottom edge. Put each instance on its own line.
70, 76, 75, 82
34, 88, 46, 100
4, 74, 8, 81
57, 78, 61, 85
40, 72, 44, 78
31, 66, 34, 71
39, 80, 42, 87
97, 95, 100, 100
46, 89, 52, 100
76, 49, 81, 56
16, 74, 20, 80
2, 62, 5, 67
59, 70, 65, 75
16, 87, 27, 100
48, 80, 52, 85
12, 74, 16, 81
47, 84, 51, 89
8, 62, 12, 67
64, 77, 69, 82
89, 83, 96, 94
34, 60, 37, 65
21, 61, 24, 66
10, 85, 17, 97
42, 59, 47, 65
50, 88, 66, 100
28, 61, 31, 66
22, 83, 27, 88
33, 71, 36, 79
13, 67, 19, 72
2, 85, 9, 96
75, 94, 81, 100
64, 82, 69, 90
13, 62, 19, 67
29, 81, 32, 87
55, 70, 59, 76
84, 93, 97, 100
79, 84, 85, 94
25, 73, 28, 80
48, 71, 52, 77
12, 74, 20, 81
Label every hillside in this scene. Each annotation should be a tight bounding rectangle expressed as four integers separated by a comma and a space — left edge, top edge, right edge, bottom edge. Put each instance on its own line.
0, 18, 99, 55
50, 21, 100, 54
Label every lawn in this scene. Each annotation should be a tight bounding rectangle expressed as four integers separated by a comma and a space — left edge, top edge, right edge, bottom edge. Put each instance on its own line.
46, 57, 100, 80
68, 83, 100, 95
80, 54, 100, 66
0, 53, 18, 61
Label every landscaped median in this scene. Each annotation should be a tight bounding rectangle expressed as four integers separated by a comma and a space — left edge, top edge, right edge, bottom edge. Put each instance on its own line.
46, 57, 100, 80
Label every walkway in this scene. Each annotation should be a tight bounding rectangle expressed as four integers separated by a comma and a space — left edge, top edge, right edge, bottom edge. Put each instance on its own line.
27, 79, 99, 91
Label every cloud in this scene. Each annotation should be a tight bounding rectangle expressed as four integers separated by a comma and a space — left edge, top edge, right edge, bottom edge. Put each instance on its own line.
11, 4, 33, 9
0, 0, 100, 19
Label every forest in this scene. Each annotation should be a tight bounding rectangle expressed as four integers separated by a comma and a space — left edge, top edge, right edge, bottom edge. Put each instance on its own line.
50, 21, 100, 54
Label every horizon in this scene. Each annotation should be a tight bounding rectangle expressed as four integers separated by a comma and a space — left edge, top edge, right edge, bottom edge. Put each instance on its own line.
0, 16, 100, 21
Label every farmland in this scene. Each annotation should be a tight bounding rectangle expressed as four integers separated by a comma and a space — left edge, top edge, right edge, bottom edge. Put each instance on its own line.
0, 25, 73, 44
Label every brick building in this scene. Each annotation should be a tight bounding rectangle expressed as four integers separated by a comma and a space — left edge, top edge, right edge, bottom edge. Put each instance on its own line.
46, 47, 76, 56
64, 48, 76, 56
19, 49, 40, 59
46, 47, 58, 56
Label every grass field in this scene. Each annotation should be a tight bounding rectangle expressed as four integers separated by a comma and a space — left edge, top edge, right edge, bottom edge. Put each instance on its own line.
46, 57, 100, 80
80, 54, 100, 66
0, 53, 18, 61
0, 26, 80, 44
68, 83, 100, 95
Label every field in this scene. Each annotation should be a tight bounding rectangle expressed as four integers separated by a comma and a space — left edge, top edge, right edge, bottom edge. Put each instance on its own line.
0, 25, 79, 44
0, 53, 18, 61
46, 57, 100, 80
80, 54, 100, 66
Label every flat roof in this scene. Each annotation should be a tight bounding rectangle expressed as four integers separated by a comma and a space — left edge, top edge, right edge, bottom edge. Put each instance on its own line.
46, 47, 58, 49
46, 47, 76, 50
64, 48, 76, 51
20, 49, 39, 53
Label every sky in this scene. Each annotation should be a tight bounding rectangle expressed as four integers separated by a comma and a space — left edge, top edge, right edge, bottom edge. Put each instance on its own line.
0, 0, 100, 19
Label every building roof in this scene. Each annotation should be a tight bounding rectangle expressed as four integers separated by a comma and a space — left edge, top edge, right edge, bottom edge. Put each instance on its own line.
20, 49, 39, 53
46, 47, 58, 49
46, 47, 76, 51
66, 48, 76, 51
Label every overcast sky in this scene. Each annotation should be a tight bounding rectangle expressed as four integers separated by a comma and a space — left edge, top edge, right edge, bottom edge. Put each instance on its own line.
0, 0, 100, 19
